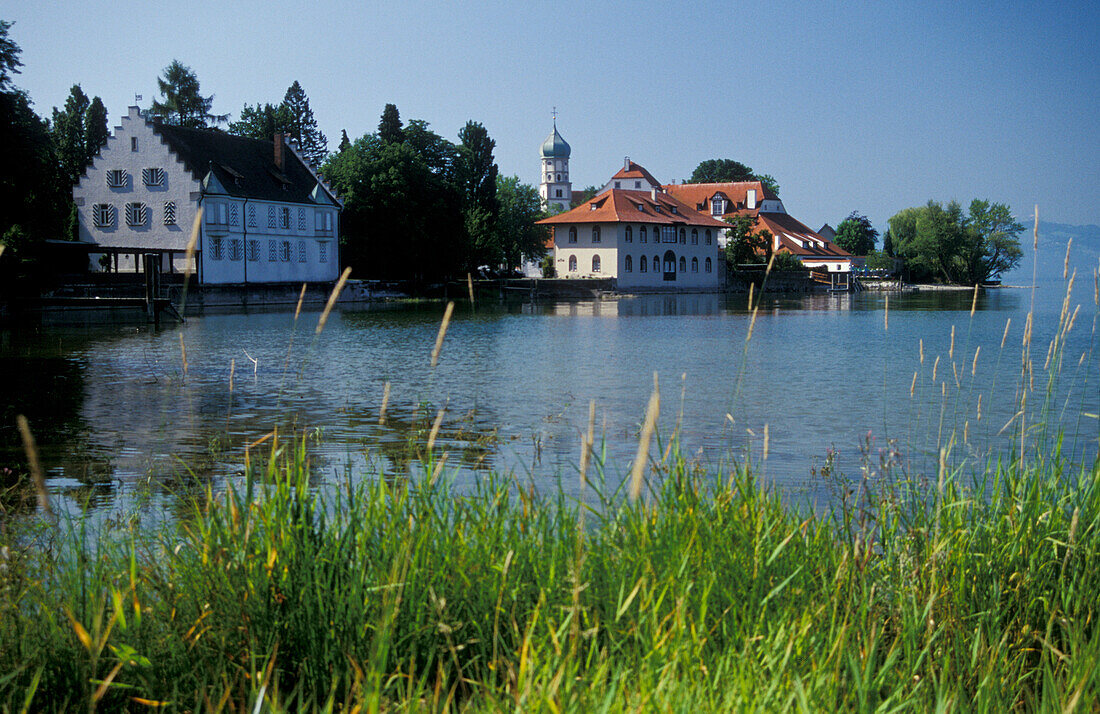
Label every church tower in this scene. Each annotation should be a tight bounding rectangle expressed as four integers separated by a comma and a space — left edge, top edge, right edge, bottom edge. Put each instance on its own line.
538, 115, 571, 213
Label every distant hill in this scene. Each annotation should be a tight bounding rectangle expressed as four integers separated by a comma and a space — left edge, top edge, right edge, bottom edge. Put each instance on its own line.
1002, 220, 1100, 287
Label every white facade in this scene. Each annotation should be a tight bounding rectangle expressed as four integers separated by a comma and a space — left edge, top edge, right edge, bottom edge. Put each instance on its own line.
74, 106, 341, 285
552, 222, 722, 289
538, 123, 572, 214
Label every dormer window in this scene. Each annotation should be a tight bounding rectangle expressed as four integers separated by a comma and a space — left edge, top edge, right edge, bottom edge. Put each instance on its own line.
711, 197, 724, 216
614, 181, 621, 188
635, 181, 641, 189
670, 206, 678, 215
652, 205, 661, 214
636, 203, 644, 211
589, 203, 598, 211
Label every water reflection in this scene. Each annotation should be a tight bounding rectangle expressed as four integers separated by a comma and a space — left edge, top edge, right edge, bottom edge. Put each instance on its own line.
1, 284, 1095, 517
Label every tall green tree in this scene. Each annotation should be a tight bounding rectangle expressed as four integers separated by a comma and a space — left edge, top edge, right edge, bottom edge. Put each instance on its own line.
50, 85, 107, 185
833, 211, 879, 255
228, 102, 292, 141
0, 19, 22, 92
963, 199, 1024, 282
378, 103, 403, 144
282, 81, 327, 166
723, 215, 773, 266
495, 175, 548, 269
147, 60, 225, 128
338, 129, 350, 152
457, 121, 500, 268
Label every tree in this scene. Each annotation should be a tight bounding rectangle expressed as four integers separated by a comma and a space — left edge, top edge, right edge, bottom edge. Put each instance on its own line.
147, 60, 224, 128
50, 85, 107, 186
495, 176, 549, 269
723, 215, 773, 266
457, 121, 500, 268
885, 199, 1023, 284
282, 81, 327, 165
338, 129, 350, 152
378, 103, 403, 144
687, 158, 780, 196
833, 211, 879, 255
228, 102, 292, 141
0, 19, 22, 93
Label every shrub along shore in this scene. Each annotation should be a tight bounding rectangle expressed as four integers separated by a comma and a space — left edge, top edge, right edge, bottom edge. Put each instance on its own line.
1, 431, 1098, 712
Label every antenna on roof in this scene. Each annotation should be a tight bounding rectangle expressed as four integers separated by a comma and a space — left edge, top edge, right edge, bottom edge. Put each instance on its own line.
134, 94, 143, 104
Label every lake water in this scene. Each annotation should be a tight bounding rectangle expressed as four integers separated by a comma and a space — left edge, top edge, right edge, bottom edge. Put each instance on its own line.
2, 273, 1097, 516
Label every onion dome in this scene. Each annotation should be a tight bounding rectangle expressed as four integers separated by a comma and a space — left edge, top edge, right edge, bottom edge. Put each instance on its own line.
540, 124, 571, 158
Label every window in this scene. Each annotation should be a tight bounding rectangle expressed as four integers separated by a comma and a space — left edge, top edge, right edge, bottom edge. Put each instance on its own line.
567, 254, 578, 272
679, 257, 687, 272
268, 206, 277, 228
568, 227, 577, 244
614, 181, 621, 188
592, 226, 601, 243
640, 226, 647, 243
298, 240, 307, 263
705, 257, 713, 273
652, 256, 660, 272
247, 239, 259, 261
125, 202, 147, 227
230, 203, 239, 226
163, 201, 176, 225
634, 181, 641, 189
691, 257, 699, 273
705, 229, 712, 245
106, 169, 127, 188
280, 207, 291, 229
228, 238, 242, 261
280, 240, 291, 262
319, 241, 328, 263
639, 256, 647, 273
142, 168, 164, 186
247, 205, 257, 228
130, 137, 138, 152
555, 189, 562, 198
625, 226, 632, 243
691, 229, 698, 245
546, 173, 552, 181
711, 197, 724, 216
671, 206, 678, 215
298, 208, 306, 231
592, 255, 601, 273
92, 203, 114, 227
679, 228, 686, 244
210, 237, 224, 260
625, 255, 633, 272
557, 174, 561, 181
268, 239, 278, 261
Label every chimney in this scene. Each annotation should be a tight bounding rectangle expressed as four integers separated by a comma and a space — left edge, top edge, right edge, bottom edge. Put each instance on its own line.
746, 189, 757, 210
624, 156, 630, 171
274, 133, 286, 171
650, 187, 658, 201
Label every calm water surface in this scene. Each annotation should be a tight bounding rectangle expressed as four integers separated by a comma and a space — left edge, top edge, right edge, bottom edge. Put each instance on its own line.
2, 283, 1097, 516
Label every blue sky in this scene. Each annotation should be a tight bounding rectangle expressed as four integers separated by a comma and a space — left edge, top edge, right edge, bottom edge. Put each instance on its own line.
8, 0, 1100, 232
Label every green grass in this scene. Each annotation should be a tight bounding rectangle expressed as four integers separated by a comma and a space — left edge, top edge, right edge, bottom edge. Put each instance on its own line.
1, 430, 1098, 712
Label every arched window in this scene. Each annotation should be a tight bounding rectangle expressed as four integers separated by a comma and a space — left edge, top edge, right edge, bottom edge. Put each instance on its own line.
568, 227, 577, 243
705, 230, 712, 245
568, 255, 577, 272
691, 228, 698, 244
705, 257, 713, 273
547, 173, 552, 181
711, 197, 724, 216
592, 226, 601, 243
691, 257, 699, 273
652, 256, 660, 272
625, 226, 632, 243
679, 256, 686, 272
592, 255, 601, 273
640, 226, 647, 243
639, 256, 647, 273
556, 174, 561, 181
678, 228, 686, 244
625, 255, 633, 272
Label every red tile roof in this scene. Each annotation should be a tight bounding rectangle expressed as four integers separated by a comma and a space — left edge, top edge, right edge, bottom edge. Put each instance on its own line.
610, 161, 662, 187
536, 189, 728, 228
662, 181, 779, 211
755, 213, 851, 258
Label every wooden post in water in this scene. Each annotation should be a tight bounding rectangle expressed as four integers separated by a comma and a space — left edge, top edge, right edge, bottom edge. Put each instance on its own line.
143, 253, 162, 326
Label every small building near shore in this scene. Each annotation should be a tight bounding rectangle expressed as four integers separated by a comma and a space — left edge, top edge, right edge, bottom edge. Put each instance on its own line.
72, 106, 342, 285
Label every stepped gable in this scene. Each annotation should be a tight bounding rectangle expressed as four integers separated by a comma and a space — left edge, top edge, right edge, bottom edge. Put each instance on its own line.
151, 124, 332, 205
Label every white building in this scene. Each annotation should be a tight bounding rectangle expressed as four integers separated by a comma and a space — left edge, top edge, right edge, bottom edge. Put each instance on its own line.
537, 161, 728, 289
73, 106, 342, 285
